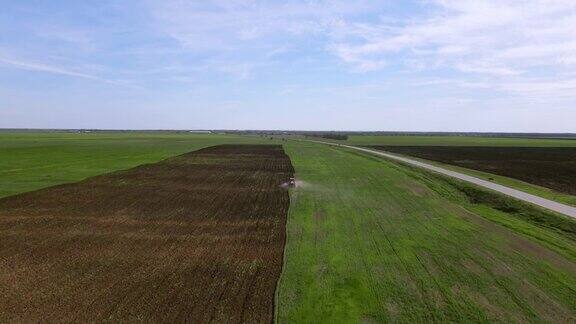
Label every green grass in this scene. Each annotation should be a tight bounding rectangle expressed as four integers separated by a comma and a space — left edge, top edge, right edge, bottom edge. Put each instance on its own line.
461, 170, 576, 208
346, 135, 576, 147
345, 135, 576, 207
377, 153, 576, 207
318, 135, 576, 207
0, 132, 267, 198
390, 159, 576, 258
277, 141, 576, 323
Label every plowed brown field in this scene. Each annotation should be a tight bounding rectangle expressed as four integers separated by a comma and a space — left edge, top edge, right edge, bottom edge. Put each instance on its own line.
0, 145, 294, 323
371, 146, 576, 195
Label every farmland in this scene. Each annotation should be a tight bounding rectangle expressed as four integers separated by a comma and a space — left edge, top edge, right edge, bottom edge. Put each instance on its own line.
345, 135, 576, 147
0, 132, 265, 198
277, 141, 576, 322
371, 146, 576, 196
337, 135, 576, 207
1, 132, 575, 322
0, 145, 293, 322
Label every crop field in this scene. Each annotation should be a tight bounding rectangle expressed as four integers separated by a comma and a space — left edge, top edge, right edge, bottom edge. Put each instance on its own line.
0, 132, 264, 198
1, 133, 575, 323
346, 135, 576, 147
371, 146, 576, 196
277, 141, 576, 322
0, 145, 293, 322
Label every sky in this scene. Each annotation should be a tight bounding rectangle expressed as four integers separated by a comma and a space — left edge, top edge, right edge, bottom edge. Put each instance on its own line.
1, 0, 575, 132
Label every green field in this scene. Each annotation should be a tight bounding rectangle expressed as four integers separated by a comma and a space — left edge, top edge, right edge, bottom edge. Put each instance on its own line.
346, 135, 576, 147
0, 132, 265, 198
342, 135, 576, 207
277, 141, 576, 322
1, 132, 575, 322
373, 153, 576, 208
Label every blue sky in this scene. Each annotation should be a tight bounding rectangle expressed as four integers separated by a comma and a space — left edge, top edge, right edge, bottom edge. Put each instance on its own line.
1, 0, 575, 131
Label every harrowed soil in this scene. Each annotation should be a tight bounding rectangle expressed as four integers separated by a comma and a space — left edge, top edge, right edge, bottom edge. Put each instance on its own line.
0, 144, 294, 323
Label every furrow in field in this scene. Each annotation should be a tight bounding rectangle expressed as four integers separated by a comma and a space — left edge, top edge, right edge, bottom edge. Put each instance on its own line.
0, 144, 294, 323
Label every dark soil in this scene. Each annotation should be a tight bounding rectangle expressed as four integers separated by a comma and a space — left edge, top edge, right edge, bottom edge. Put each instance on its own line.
371, 146, 576, 196
0, 145, 294, 323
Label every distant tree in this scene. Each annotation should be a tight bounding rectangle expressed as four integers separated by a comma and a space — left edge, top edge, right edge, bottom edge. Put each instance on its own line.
318, 133, 348, 141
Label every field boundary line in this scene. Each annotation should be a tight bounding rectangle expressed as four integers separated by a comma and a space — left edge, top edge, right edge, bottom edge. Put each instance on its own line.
304, 139, 576, 219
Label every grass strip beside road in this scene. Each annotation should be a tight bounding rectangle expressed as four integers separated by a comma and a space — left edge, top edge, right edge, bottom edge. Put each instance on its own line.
367, 146, 576, 207
411, 155, 576, 207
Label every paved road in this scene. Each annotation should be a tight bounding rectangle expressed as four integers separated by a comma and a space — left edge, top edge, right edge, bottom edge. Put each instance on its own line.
312, 140, 576, 219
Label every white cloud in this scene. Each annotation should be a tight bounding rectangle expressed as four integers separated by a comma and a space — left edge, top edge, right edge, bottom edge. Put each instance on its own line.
455, 63, 520, 76
329, 0, 576, 76
499, 77, 576, 99
0, 55, 133, 87
141, 0, 386, 80
146, 0, 376, 51
320, 0, 576, 103
0, 56, 101, 80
